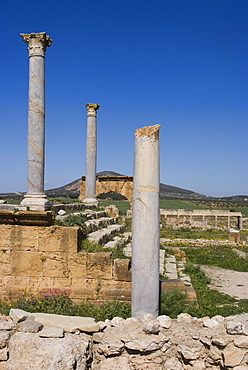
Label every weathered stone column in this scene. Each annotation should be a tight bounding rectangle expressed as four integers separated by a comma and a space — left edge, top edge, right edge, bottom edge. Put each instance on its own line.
227, 216, 231, 229
215, 215, 218, 228
132, 124, 161, 319
83, 103, 100, 206
238, 216, 243, 230
20, 32, 52, 211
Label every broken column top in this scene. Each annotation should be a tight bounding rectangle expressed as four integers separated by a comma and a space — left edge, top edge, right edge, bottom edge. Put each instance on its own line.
135, 124, 161, 141
20, 32, 52, 56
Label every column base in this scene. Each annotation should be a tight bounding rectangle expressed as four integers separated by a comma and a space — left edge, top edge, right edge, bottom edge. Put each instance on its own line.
21, 194, 51, 211
82, 196, 99, 207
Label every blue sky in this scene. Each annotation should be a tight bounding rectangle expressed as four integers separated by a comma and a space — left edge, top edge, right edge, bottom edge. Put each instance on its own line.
0, 0, 247, 197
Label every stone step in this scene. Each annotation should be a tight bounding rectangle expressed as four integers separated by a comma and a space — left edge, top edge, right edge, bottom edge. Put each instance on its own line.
87, 224, 124, 246
82, 210, 107, 220
123, 242, 132, 257
103, 232, 132, 249
56, 210, 107, 222
85, 217, 116, 233
159, 249, 165, 275
165, 255, 178, 279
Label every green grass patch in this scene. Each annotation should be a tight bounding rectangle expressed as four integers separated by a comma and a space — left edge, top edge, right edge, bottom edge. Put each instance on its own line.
80, 240, 129, 260
160, 289, 198, 318
55, 213, 88, 237
3, 294, 131, 321
231, 207, 248, 217
98, 200, 130, 215
49, 197, 80, 204
159, 199, 207, 210
185, 245, 248, 271
5, 199, 21, 205
160, 228, 229, 240
184, 263, 245, 317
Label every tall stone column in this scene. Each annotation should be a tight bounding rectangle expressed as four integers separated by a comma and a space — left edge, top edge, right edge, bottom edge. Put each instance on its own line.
132, 124, 161, 319
84, 103, 100, 206
20, 32, 52, 211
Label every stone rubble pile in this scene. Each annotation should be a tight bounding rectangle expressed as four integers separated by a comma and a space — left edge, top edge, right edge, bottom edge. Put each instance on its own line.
0, 309, 247, 368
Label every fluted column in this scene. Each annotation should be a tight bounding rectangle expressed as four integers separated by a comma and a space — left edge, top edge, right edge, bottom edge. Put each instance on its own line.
132, 124, 161, 319
84, 103, 100, 206
20, 32, 52, 211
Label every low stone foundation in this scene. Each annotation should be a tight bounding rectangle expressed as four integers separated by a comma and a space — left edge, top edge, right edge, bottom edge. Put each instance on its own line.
0, 222, 195, 303
0, 223, 132, 302
0, 311, 248, 369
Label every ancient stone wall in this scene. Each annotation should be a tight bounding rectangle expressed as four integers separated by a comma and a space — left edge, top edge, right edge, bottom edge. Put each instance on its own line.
0, 224, 131, 302
79, 176, 133, 203
1, 311, 248, 369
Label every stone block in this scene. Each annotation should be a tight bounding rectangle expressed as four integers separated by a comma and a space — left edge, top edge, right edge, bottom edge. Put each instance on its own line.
52, 277, 72, 290
15, 211, 54, 226
0, 225, 39, 251
32, 312, 99, 332
37, 226, 80, 253
99, 280, 131, 301
41, 252, 69, 278
71, 278, 100, 300
27, 276, 54, 293
70, 286, 88, 300
114, 259, 131, 281
161, 279, 186, 290
229, 232, 240, 243
3, 276, 30, 298
7, 332, 91, 369
0, 210, 15, 225
86, 252, 112, 279
223, 343, 245, 367
39, 327, 64, 338
0, 250, 11, 275
10, 251, 43, 276
68, 252, 87, 279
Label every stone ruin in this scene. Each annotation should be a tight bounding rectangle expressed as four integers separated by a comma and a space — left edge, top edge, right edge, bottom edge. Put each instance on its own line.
2, 31, 248, 368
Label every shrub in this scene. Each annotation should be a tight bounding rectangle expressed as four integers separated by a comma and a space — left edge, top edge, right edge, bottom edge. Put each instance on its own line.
55, 213, 88, 237
160, 289, 198, 318
4, 293, 131, 321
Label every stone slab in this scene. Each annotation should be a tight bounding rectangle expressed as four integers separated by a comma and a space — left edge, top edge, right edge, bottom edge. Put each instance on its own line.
32, 312, 99, 333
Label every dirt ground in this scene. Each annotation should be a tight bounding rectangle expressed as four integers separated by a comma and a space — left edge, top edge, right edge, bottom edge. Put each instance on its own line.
201, 265, 248, 300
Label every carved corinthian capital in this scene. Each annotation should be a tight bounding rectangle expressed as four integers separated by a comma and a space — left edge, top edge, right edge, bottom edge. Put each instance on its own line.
20, 32, 52, 57
86, 104, 100, 117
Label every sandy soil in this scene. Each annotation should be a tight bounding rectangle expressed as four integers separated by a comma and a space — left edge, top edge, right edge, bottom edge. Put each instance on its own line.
201, 265, 248, 300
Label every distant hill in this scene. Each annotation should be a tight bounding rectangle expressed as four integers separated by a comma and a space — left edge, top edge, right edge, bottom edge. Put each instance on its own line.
45, 171, 207, 199
1, 171, 246, 202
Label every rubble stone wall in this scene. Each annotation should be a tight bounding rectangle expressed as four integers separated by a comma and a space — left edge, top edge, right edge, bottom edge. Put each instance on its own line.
0, 224, 131, 302
1, 312, 248, 369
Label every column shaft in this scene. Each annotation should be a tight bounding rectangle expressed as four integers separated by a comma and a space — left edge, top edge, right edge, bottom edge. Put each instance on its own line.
27, 54, 45, 194
132, 124, 160, 319
86, 115, 97, 196
20, 32, 52, 211
84, 104, 100, 206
